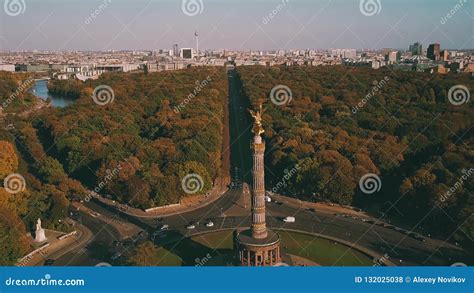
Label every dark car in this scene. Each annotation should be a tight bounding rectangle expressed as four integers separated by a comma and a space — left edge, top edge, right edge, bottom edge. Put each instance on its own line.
44, 259, 55, 266
123, 239, 134, 247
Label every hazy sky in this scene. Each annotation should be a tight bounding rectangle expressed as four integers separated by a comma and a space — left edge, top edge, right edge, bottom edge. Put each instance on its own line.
0, 0, 472, 51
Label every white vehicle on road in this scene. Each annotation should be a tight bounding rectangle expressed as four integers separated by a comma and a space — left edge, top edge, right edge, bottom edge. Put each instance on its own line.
206, 221, 214, 228
283, 216, 295, 223
265, 195, 272, 203
153, 225, 169, 236
186, 223, 196, 230
111, 252, 122, 261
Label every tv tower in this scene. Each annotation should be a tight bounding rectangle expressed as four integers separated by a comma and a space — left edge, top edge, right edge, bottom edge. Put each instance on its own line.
195, 30, 199, 59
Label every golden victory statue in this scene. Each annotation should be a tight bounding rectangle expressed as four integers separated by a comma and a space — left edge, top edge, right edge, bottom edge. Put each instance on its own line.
248, 104, 265, 136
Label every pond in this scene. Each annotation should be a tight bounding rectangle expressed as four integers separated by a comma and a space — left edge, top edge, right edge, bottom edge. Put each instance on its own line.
31, 79, 75, 108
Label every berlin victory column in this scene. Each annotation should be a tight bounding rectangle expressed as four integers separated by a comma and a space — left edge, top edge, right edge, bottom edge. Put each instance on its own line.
236, 104, 282, 266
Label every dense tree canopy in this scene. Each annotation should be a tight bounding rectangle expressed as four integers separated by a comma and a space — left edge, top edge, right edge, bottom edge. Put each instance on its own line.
0, 141, 18, 179
0, 72, 38, 114
0, 206, 30, 265
128, 241, 163, 266
40, 68, 227, 208
0, 72, 77, 265
237, 65, 473, 241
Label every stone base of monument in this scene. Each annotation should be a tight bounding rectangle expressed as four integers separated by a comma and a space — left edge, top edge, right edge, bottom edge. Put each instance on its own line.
35, 228, 46, 243
236, 229, 282, 266
27, 229, 63, 248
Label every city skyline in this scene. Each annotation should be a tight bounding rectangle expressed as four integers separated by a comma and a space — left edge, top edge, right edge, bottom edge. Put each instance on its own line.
0, 0, 472, 51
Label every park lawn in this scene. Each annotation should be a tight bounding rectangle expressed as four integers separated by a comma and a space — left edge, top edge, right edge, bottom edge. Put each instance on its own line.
191, 230, 234, 249
161, 230, 374, 266
278, 230, 373, 266
156, 247, 183, 266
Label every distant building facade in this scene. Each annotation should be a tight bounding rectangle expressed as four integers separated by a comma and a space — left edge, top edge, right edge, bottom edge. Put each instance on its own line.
409, 42, 422, 55
0, 64, 15, 72
180, 48, 194, 59
427, 43, 441, 61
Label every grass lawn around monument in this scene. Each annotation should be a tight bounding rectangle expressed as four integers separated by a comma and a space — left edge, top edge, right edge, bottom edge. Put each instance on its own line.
192, 231, 234, 249
277, 230, 374, 266
156, 247, 183, 266
156, 230, 373, 266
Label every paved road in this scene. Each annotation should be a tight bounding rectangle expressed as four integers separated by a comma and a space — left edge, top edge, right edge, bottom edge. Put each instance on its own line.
54, 202, 140, 266
52, 69, 470, 266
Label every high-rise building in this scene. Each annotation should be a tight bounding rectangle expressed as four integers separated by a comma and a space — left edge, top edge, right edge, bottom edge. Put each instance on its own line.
343, 49, 357, 59
427, 43, 441, 61
409, 42, 422, 55
441, 50, 449, 61
180, 48, 194, 59
195, 30, 199, 59
237, 105, 281, 266
385, 51, 400, 64
173, 44, 179, 57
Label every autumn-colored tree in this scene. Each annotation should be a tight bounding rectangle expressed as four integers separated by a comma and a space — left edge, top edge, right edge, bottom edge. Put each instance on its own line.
0, 207, 30, 265
128, 241, 162, 266
0, 141, 18, 179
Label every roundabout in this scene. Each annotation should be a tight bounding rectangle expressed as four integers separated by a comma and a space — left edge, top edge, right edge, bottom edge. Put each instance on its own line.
152, 229, 375, 266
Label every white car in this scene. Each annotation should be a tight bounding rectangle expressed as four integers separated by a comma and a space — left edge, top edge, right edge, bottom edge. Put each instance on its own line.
206, 221, 214, 228
265, 196, 272, 203
186, 224, 196, 230
283, 216, 295, 223
111, 252, 122, 261
160, 224, 169, 230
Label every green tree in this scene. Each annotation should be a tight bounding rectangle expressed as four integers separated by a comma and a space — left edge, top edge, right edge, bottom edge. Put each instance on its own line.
128, 241, 161, 266
37, 157, 67, 185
